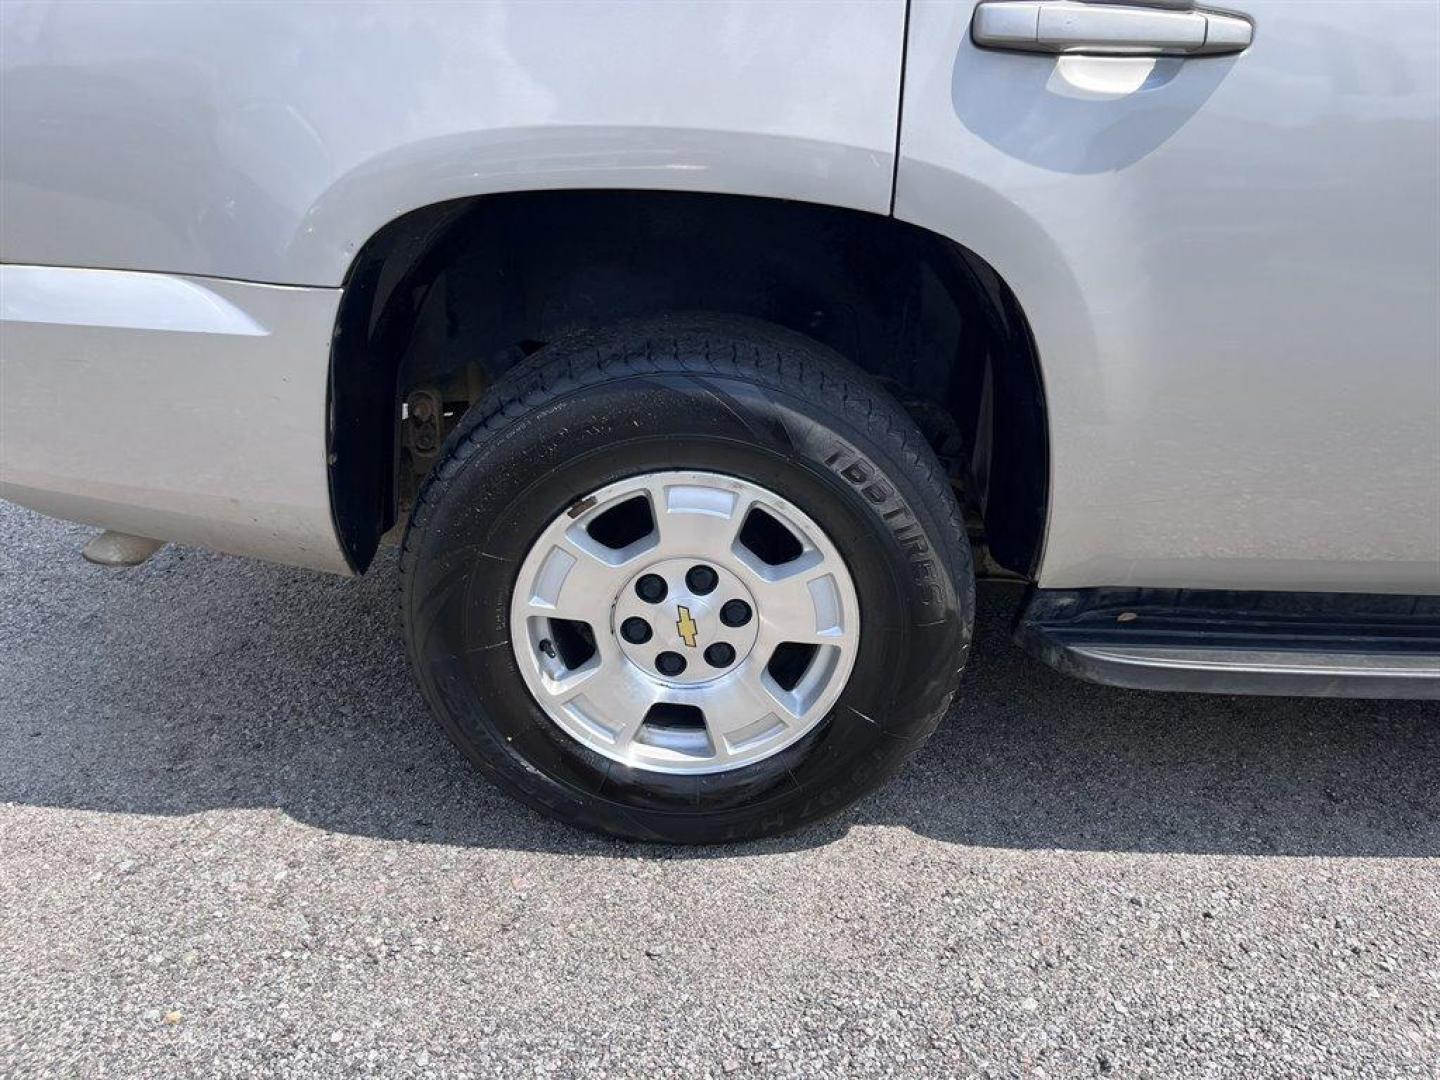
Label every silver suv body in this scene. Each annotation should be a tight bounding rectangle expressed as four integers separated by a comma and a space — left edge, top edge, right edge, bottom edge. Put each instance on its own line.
1, 1, 1436, 836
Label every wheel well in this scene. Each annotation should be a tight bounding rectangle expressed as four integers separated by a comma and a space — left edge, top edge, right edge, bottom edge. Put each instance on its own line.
329, 190, 1047, 577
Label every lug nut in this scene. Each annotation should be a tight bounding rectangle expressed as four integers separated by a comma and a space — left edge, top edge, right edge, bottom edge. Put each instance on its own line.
720, 599, 752, 627
655, 651, 687, 677
635, 574, 668, 603
686, 564, 718, 595
704, 642, 736, 668
620, 617, 652, 644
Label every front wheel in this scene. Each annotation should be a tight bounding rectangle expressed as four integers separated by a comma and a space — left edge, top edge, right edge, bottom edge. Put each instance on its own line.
401, 316, 974, 842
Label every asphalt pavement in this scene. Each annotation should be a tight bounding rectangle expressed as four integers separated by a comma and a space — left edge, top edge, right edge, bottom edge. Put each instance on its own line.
1, 502, 1436, 1078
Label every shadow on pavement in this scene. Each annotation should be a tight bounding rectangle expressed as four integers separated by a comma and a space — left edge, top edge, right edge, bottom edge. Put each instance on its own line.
2, 530, 1436, 859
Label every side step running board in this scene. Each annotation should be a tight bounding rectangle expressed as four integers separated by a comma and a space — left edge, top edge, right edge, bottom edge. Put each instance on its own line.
1016, 588, 1440, 700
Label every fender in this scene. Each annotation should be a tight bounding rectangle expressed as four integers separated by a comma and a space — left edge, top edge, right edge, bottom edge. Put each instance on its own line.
0, 0, 906, 286
297, 125, 893, 288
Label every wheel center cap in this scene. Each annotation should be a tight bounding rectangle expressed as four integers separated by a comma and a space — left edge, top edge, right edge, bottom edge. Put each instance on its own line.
613, 557, 760, 685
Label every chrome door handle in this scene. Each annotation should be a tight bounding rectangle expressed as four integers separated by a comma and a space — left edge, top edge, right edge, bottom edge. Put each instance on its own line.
972, 1, 1253, 57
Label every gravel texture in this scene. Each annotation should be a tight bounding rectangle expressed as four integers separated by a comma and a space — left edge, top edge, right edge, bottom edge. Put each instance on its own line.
1, 502, 1436, 1078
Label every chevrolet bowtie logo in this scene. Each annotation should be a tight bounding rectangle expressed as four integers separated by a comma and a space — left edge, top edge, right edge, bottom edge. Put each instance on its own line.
675, 605, 699, 648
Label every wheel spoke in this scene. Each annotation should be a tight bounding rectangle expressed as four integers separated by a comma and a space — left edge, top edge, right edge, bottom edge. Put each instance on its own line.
752, 555, 853, 647
536, 650, 657, 756
518, 533, 627, 623
701, 661, 801, 762
645, 476, 752, 562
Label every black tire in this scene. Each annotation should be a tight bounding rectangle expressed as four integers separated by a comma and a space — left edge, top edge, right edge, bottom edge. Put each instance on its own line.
401, 315, 974, 842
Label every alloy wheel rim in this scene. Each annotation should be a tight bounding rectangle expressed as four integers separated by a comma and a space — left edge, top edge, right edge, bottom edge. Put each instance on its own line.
509, 470, 861, 774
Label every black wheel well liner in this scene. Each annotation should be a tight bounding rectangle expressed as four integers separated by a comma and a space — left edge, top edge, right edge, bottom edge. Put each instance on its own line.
328, 190, 1048, 577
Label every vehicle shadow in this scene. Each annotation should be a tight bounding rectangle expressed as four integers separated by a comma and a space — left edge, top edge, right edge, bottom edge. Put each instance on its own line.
2, 516, 1436, 860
